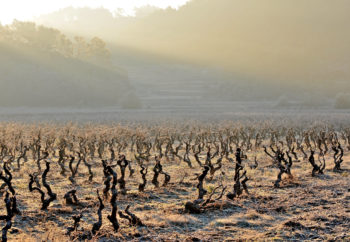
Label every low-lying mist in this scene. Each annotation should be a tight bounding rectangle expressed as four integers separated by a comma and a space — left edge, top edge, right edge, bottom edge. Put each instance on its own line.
1, 0, 350, 110
36, 0, 350, 97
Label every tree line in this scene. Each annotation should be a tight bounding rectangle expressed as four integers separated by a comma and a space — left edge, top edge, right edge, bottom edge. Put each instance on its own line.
0, 20, 111, 66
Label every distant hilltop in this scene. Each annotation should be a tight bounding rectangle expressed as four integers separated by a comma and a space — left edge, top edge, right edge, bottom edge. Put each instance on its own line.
0, 21, 138, 108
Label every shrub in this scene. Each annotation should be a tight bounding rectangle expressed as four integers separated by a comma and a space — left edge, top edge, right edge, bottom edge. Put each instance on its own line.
275, 95, 290, 107
335, 93, 350, 109
120, 92, 143, 109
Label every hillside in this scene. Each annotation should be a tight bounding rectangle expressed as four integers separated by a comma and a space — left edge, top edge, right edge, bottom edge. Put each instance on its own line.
0, 22, 133, 107
36, 0, 350, 97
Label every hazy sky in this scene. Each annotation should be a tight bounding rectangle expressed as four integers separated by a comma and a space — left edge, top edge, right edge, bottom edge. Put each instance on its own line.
0, 0, 190, 24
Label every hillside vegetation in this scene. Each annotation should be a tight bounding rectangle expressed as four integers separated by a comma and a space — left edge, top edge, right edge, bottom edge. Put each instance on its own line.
0, 21, 132, 107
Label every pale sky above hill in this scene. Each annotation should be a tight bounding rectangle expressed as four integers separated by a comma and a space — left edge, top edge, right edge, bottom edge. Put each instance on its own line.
0, 0, 190, 24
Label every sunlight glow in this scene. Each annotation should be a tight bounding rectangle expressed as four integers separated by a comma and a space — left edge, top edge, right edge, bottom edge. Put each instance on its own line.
0, 0, 190, 25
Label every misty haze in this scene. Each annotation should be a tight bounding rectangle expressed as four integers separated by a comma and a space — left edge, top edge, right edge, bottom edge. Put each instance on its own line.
0, 1, 349, 241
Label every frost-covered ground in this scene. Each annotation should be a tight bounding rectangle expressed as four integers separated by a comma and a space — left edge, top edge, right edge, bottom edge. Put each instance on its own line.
0, 105, 349, 125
